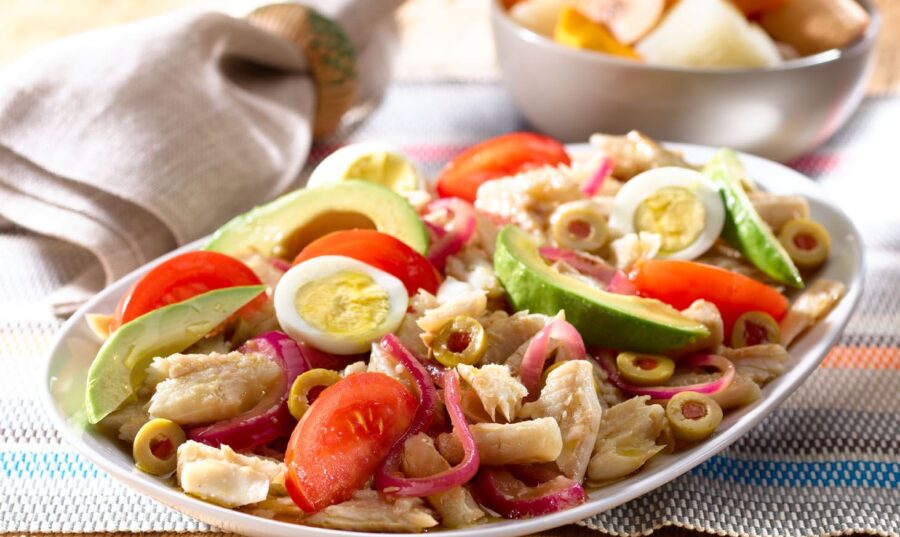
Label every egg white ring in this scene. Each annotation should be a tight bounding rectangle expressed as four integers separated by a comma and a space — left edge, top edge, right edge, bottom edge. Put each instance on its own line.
307, 142, 423, 191
273, 255, 409, 355
609, 167, 726, 260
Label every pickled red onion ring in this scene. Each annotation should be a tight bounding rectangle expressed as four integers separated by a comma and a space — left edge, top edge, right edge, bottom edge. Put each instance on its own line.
581, 156, 614, 197
375, 368, 479, 497
424, 198, 477, 271
519, 319, 586, 399
594, 351, 735, 400
472, 467, 587, 519
187, 331, 308, 450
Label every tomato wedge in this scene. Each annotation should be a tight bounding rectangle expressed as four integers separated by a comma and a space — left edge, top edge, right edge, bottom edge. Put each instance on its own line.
285, 372, 417, 512
293, 229, 440, 296
111, 251, 263, 330
435, 132, 571, 202
631, 259, 788, 334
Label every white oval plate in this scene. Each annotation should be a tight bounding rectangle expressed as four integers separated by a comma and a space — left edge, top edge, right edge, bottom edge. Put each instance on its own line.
43, 143, 864, 537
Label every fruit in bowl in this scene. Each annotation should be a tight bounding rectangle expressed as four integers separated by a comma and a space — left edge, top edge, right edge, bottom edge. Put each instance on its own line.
507, 0, 871, 68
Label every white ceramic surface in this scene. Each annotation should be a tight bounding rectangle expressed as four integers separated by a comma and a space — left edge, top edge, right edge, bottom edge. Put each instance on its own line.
43, 143, 864, 537
491, 0, 881, 162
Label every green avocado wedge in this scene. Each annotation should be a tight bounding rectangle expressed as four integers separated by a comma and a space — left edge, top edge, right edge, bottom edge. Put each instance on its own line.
494, 226, 708, 352
705, 149, 804, 289
204, 180, 428, 260
84, 285, 266, 424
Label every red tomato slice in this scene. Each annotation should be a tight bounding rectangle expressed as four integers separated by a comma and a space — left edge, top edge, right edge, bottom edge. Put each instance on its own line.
631, 259, 789, 335
292, 229, 441, 296
111, 251, 263, 330
285, 372, 417, 512
435, 132, 571, 202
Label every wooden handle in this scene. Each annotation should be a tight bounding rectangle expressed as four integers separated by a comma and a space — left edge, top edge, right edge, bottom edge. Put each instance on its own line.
246, 3, 358, 140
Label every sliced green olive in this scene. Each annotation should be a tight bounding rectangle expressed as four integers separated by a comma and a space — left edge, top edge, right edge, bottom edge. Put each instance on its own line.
133, 418, 186, 475
432, 315, 487, 367
616, 352, 675, 386
778, 218, 831, 270
289, 368, 342, 420
665, 391, 723, 442
731, 311, 781, 348
550, 200, 609, 252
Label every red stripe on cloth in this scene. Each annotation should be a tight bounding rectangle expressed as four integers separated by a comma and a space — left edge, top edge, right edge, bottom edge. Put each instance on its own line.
309, 143, 470, 165
820, 346, 900, 370
788, 153, 840, 175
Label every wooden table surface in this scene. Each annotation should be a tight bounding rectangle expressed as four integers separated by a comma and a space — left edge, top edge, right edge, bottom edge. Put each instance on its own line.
0, 1, 894, 536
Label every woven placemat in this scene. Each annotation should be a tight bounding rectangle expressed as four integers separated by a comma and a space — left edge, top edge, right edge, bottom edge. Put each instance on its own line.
2, 83, 899, 536
0, 0, 897, 93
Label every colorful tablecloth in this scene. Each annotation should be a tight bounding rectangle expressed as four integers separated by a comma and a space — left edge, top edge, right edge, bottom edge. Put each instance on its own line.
1, 83, 899, 536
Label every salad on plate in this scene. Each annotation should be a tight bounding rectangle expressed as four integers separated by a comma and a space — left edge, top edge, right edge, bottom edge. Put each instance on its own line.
83, 131, 846, 532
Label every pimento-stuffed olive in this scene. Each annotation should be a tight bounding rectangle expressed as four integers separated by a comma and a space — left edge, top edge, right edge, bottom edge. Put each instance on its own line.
731, 311, 781, 348
665, 391, 723, 442
133, 418, 186, 475
616, 352, 675, 386
432, 316, 487, 367
778, 218, 831, 269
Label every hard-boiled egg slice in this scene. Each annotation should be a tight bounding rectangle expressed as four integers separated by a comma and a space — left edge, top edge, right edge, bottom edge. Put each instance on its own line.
308, 142, 423, 194
609, 167, 725, 260
274, 255, 408, 355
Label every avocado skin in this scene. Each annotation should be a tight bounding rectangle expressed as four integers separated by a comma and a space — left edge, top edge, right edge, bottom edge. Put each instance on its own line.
84, 285, 266, 425
203, 180, 429, 259
494, 226, 708, 353
705, 149, 804, 289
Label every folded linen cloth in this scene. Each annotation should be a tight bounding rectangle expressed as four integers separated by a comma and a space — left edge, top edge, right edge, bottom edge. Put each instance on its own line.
0, 0, 402, 314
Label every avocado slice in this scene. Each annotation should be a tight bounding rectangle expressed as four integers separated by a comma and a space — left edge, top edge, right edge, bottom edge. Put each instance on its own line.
84, 285, 265, 424
705, 149, 803, 289
494, 226, 708, 352
204, 180, 428, 260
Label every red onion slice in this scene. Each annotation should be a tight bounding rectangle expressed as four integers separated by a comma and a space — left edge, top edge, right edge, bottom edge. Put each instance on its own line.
594, 351, 735, 400
267, 257, 292, 273
539, 247, 618, 285
187, 331, 309, 450
424, 198, 477, 271
606, 270, 638, 295
472, 467, 587, 519
581, 156, 614, 197
375, 369, 479, 497
519, 319, 586, 399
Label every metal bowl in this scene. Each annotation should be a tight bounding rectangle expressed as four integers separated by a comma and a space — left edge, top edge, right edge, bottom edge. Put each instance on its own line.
490, 0, 881, 161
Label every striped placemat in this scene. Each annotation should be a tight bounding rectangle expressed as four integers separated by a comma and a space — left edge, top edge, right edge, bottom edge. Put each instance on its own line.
1, 82, 898, 536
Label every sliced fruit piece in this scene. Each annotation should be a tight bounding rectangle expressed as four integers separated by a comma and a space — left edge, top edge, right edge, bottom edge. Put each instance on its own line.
494, 226, 708, 352
111, 251, 263, 331
731, 0, 787, 16
284, 372, 417, 512
636, 0, 781, 68
509, 0, 576, 37
759, 0, 870, 56
204, 180, 428, 260
436, 133, 570, 203
85, 285, 266, 424
704, 149, 803, 288
293, 229, 440, 296
631, 259, 789, 335
553, 7, 641, 59
307, 143, 422, 194
577, 0, 665, 45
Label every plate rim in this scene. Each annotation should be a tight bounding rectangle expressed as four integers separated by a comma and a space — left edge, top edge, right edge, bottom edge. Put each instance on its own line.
41, 142, 866, 537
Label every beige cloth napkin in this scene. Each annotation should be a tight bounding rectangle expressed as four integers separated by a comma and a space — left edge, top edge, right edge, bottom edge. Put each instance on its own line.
0, 0, 402, 314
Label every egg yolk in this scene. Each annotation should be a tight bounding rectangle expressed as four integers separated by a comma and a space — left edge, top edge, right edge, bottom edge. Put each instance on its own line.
633, 186, 706, 254
294, 271, 390, 335
343, 151, 418, 192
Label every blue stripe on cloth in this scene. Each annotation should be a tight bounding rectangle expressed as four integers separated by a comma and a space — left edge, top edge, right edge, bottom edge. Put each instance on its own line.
3, 448, 898, 489
692, 457, 899, 489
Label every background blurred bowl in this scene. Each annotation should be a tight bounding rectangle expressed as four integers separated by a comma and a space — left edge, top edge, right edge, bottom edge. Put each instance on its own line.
491, 0, 880, 162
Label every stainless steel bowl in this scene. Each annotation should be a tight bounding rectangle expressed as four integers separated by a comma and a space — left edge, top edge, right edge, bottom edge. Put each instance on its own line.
490, 0, 880, 162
